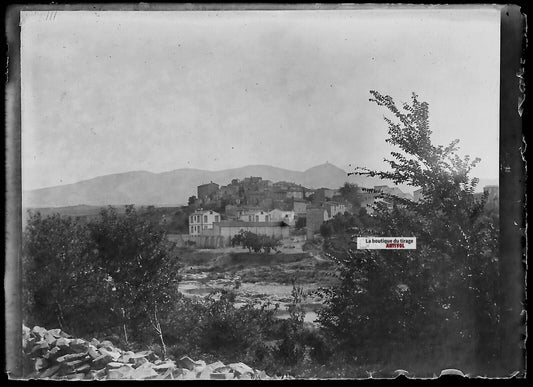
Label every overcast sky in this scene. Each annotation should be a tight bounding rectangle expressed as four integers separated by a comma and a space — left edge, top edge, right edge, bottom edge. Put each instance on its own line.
21, 8, 500, 191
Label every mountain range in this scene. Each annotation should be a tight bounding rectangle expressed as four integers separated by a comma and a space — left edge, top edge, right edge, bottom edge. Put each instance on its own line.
23, 163, 497, 208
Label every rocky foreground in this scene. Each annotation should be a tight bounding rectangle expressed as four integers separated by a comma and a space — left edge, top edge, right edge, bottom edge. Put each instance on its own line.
22, 325, 277, 380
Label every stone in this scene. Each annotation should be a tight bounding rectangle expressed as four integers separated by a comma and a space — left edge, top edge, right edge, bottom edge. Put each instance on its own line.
253, 370, 270, 380
207, 361, 225, 371
134, 350, 158, 362
43, 346, 61, 361
55, 337, 72, 350
108, 365, 134, 379
118, 350, 135, 363
39, 364, 61, 378
31, 326, 48, 339
30, 341, 49, 356
178, 356, 203, 371
130, 362, 159, 380
128, 353, 148, 367
93, 368, 107, 380
213, 365, 232, 374
89, 338, 100, 347
43, 332, 57, 346
171, 368, 190, 379
23, 337, 35, 352
106, 361, 125, 369
152, 360, 176, 371
23, 325, 31, 342
197, 367, 213, 379
69, 338, 89, 353
34, 358, 49, 372
92, 353, 114, 368
63, 372, 86, 380
98, 347, 121, 360
98, 340, 114, 349
84, 370, 98, 380
237, 373, 252, 380
56, 352, 87, 363
64, 359, 86, 369
180, 369, 198, 380
58, 330, 72, 339
210, 372, 235, 380
193, 360, 207, 373
228, 362, 254, 376
155, 368, 174, 380
59, 357, 90, 376
88, 345, 100, 359
74, 363, 91, 373
48, 328, 63, 338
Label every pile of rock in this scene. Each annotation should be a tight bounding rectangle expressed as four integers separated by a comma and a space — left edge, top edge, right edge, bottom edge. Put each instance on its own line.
22, 325, 273, 380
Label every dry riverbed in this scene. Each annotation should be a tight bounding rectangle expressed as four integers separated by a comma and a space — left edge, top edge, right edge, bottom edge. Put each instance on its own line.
175, 246, 336, 324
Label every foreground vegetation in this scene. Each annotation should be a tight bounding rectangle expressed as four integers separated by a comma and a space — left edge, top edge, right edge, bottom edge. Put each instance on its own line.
22, 91, 510, 377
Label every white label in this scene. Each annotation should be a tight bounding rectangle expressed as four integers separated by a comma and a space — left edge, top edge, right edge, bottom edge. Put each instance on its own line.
357, 237, 416, 249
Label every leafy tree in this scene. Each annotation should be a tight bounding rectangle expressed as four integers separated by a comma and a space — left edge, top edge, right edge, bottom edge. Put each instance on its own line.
319, 222, 333, 239
86, 205, 179, 357
338, 182, 362, 209
22, 212, 111, 335
188, 195, 197, 206
277, 281, 306, 365
318, 91, 500, 372
231, 230, 281, 254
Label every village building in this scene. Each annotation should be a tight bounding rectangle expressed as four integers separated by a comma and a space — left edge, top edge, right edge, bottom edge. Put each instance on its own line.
197, 181, 220, 202
286, 188, 304, 200
269, 209, 295, 225
313, 188, 338, 203
189, 209, 221, 235
292, 200, 308, 216
239, 210, 271, 222
306, 207, 329, 239
323, 201, 348, 218
304, 189, 315, 199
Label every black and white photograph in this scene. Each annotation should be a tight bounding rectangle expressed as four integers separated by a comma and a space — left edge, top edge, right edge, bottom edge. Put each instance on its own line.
5, 4, 526, 380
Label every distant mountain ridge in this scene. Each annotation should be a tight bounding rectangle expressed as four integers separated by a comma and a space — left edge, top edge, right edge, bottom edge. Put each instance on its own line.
23, 163, 497, 208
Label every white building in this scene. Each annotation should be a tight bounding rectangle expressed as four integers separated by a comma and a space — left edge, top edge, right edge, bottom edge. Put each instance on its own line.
189, 209, 221, 235
269, 209, 295, 225
239, 210, 270, 223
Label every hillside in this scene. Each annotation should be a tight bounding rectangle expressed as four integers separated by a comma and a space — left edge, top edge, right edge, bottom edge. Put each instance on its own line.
23, 163, 496, 208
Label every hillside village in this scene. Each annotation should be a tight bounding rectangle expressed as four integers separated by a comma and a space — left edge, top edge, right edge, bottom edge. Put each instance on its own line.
173, 176, 499, 249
